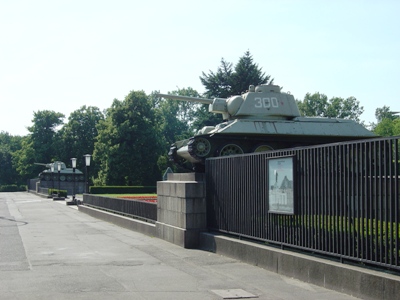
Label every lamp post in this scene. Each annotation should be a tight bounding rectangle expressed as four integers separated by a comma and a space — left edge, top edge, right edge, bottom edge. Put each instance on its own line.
57, 162, 61, 197
71, 158, 77, 202
83, 154, 91, 194
51, 164, 55, 193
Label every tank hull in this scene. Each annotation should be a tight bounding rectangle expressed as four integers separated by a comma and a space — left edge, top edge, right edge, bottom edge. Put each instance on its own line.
169, 117, 376, 169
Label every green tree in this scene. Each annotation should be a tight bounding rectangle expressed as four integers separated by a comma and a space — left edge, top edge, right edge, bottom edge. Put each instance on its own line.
13, 110, 64, 181
200, 58, 234, 98
200, 51, 273, 98
56, 106, 104, 172
296, 93, 329, 117
375, 106, 399, 123
153, 87, 197, 145
297, 93, 364, 122
0, 132, 23, 184
94, 91, 161, 186
152, 88, 202, 173
231, 50, 273, 95
373, 112, 400, 136
191, 104, 222, 130
199, 51, 273, 126
373, 118, 395, 136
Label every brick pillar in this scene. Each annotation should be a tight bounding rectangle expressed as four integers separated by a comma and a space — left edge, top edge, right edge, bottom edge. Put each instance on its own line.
156, 173, 206, 248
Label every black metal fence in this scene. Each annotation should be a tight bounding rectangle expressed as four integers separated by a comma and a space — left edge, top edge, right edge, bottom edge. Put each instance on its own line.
205, 136, 400, 271
83, 195, 157, 223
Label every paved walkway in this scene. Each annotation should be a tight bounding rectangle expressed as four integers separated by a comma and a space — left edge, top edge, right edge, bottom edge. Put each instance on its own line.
0, 192, 357, 300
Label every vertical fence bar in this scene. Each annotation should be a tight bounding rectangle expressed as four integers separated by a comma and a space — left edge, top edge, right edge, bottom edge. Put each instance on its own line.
388, 139, 393, 266
394, 140, 399, 268
307, 148, 312, 250
359, 142, 365, 260
379, 141, 383, 264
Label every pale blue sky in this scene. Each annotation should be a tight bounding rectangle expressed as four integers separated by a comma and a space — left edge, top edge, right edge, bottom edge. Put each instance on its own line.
1, 0, 399, 136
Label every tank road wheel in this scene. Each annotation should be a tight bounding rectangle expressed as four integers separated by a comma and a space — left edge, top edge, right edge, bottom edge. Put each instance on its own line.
253, 145, 274, 153
192, 137, 211, 157
219, 144, 244, 156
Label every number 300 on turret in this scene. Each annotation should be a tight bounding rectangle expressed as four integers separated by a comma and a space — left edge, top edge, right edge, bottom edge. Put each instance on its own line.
254, 97, 279, 108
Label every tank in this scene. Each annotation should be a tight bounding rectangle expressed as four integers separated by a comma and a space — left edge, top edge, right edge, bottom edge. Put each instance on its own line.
158, 84, 376, 171
35, 161, 84, 182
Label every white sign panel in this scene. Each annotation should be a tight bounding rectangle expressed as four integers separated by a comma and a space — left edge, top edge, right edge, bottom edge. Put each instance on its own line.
268, 156, 295, 214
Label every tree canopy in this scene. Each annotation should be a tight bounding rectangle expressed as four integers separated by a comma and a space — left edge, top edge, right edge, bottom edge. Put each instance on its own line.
297, 93, 364, 122
374, 105, 399, 123
94, 90, 161, 186
56, 106, 104, 170
198, 50, 274, 127
0, 132, 22, 185
13, 110, 65, 181
372, 105, 400, 136
200, 51, 273, 98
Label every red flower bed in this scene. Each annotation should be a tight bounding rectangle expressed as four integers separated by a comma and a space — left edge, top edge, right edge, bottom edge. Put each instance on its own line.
118, 195, 157, 203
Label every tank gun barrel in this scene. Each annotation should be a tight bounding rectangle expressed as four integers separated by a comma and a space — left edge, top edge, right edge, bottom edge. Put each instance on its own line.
34, 163, 47, 166
157, 93, 213, 105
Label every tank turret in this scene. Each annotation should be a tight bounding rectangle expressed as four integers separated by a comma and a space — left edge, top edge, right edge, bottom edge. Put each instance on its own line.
158, 84, 376, 172
158, 84, 301, 121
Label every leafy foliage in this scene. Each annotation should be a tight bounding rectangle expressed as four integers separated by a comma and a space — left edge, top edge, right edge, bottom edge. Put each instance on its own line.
375, 105, 398, 123
56, 106, 104, 171
200, 58, 234, 98
200, 51, 273, 98
373, 118, 400, 136
152, 87, 213, 173
297, 93, 364, 122
0, 132, 22, 184
12, 110, 64, 181
153, 87, 198, 145
94, 91, 161, 186
199, 51, 273, 126
0, 184, 26, 192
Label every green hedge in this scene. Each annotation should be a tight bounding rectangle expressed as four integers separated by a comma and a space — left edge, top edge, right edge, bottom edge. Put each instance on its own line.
0, 185, 27, 192
89, 186, 156, 194
48, 189, 68, 197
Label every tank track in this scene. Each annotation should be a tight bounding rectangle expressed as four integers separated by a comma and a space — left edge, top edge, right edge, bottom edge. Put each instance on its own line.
169, 133, 356, 172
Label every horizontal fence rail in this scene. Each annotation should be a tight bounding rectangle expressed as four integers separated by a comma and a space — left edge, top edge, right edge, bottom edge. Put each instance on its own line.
206, 136, 400, 271
83, 195, 157, 223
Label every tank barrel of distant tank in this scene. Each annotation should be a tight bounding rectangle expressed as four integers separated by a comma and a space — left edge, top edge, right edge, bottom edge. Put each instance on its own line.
157, 93, 213, 105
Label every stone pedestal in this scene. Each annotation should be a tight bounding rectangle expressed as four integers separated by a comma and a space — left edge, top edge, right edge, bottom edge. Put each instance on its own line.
156, 173, 206, 249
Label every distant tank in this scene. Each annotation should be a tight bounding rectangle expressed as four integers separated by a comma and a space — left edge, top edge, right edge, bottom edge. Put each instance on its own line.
35, 161, 84, 182
158, 84, 376, 172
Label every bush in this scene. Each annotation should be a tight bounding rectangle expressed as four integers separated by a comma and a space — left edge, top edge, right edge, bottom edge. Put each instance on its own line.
48, 189, 68, 197
0, 185, 27, 192
89, 186, 156, 194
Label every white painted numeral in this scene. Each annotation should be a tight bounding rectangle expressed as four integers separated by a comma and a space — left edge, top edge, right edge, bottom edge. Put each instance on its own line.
255, 97, 279, 108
